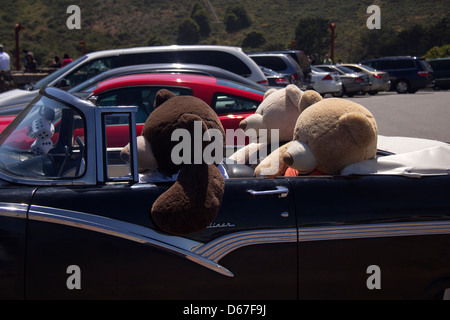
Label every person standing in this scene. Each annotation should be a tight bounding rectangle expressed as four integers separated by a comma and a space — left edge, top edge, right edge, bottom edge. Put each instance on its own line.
323, 54, 332, 65
61, 53, 73, 67
23, 52, 38, 72
0, 44, 11, 70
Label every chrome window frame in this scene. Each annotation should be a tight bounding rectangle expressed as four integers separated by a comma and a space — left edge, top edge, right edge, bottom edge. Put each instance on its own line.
0, 87, 138, 186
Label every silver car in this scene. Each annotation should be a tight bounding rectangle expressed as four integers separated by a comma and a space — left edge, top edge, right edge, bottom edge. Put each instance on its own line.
341, 63, 391, 95
248, 53, 305, 88
306, 66, 342, 96
315, 65, 371, 97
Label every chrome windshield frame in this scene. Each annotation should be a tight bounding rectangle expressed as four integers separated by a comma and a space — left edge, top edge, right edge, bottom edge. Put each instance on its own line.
0, 87, 98, 186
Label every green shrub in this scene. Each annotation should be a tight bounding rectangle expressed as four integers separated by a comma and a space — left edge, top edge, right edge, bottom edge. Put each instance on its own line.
424, 44, 450, 59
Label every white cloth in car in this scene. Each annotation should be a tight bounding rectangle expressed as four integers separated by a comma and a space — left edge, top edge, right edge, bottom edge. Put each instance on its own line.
342, 145, 450, 178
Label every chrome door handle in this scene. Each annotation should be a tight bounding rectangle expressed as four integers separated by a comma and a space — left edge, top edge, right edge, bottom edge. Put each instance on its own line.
247, 186, 289, 198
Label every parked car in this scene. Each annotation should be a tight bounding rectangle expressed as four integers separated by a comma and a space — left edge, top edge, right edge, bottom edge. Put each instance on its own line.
361, 56, 433, 93
315, 65, 371, 97
83, 73, 265, 148
1, 86, 450, 299
247, 53, 305, 88
0, 74, 265, 148
69, 63, 268, 94
259, 66, 294, 87
250, 49, 311, 79
340, 63, 391, 95
427, 57, 450, 90
0, 45, 268, 116
305, 66, 342, 96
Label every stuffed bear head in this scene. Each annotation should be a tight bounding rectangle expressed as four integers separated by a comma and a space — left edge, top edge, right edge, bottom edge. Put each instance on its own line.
239, 84, 309, 143
253, 90, 323, 177
122, 89, 226, 236
229, 86, 322, 165
283, 98, 378, 175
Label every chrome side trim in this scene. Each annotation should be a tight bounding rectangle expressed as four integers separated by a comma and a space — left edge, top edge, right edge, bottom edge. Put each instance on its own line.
298, 221, 450, 242
28, 205, 234, 277
194, 228, 298, 262
25, 204, 450, 278
192, 221, 450, 263
0, 202, 28, 219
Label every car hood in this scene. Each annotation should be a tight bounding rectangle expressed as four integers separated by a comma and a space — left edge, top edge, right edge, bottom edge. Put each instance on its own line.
0, 89, 39, 115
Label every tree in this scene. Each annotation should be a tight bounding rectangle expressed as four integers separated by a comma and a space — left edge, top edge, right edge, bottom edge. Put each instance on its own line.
427, 17, 450, 48
177, 18, 200, 45
358, 18, 450, 60
242, 31, 266, 49
294, 17, 330, 58
358, 26, 398, 59
225, 5, 252, 33
190, 2, 211, 38
424, 44, 450, 59
395, 24, 428, 56
145, 35, 167, 47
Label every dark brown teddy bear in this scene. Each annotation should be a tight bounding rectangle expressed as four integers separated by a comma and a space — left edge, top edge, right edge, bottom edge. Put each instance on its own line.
140, 89, 225, 236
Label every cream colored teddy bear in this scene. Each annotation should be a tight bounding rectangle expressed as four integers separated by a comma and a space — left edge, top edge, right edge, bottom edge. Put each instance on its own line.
229, 85, 321, 166
256, 97, 378, 177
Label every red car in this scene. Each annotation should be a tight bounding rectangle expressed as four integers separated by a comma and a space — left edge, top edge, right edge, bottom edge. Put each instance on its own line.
87, 73, 265, 148
0, 73, 265, 148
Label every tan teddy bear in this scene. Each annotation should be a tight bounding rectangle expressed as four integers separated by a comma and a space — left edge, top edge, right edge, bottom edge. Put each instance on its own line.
229, 85, 321, 166
256, 97, 378, 177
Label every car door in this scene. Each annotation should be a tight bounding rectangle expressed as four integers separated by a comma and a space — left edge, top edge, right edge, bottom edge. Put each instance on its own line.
25, 177, 297, 299
289, 174, 450, 299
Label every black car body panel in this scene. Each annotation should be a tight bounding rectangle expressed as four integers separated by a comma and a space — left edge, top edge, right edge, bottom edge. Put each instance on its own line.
428, 58, 450, 90
25, 179, 297, 299
0, 186, 35, 299
1, 87, 450, 299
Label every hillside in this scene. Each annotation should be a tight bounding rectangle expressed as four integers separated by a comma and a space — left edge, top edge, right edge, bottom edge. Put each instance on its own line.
0, 0, 448, 69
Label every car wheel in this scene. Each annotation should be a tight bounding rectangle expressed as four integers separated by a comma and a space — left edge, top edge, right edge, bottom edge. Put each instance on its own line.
332, 90, 343, 97
395, 80, 409, 94
368, 90, 378, 95
333, 86, 346, 97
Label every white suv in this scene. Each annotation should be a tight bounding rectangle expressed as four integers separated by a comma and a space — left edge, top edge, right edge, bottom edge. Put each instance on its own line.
0, 45, 267, 115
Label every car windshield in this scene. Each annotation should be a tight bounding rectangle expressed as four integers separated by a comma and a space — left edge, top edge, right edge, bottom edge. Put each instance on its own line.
32, 56, 88, 89
216, 79, 266, 95
335, 66, 358, 74
311, 66, 325, 73
359, 64, 377, 72
0, 95, 86, 180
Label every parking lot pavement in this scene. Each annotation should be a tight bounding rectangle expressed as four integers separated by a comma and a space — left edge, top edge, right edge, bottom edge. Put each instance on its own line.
344, 89, 450, 143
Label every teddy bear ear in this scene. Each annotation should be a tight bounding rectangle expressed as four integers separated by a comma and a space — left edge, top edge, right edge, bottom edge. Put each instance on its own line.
263, 88, 278, 99
284, 84, 304, 111
153, 89, 176, 109
299, 90, 323, 112
339, 112, 378, 148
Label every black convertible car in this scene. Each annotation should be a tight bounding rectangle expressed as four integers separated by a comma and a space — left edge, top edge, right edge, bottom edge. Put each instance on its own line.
1, 87, 450, 300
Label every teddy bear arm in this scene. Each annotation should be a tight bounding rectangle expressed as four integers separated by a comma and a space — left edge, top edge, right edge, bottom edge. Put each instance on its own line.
228, 142, 266, 164
254, 141, 292, 178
